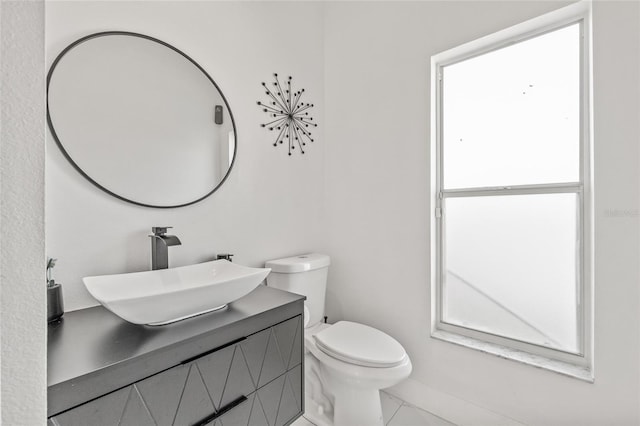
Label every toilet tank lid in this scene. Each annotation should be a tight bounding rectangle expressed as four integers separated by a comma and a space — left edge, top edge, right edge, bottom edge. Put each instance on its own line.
265, 253, 330, 273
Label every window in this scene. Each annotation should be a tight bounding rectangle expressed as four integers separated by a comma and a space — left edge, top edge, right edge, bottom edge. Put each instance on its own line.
431, 4, 592, 375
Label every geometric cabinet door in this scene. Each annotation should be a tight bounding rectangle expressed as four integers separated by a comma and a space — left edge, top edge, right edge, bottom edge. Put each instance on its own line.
49, 315, 303, 426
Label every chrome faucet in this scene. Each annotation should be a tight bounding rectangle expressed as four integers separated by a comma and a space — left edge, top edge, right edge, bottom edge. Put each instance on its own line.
149, 227, 182, 270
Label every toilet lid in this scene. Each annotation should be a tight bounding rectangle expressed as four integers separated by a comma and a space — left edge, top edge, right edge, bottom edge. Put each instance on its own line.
314, 321, 407, 368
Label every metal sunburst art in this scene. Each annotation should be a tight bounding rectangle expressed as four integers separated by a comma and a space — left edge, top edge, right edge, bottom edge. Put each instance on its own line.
257, 73, 317, 156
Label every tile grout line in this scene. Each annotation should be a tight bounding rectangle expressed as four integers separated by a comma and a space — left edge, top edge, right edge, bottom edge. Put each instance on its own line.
382, 392, 404, 426
397, 400, 458, 426
295, 392, 456, 426
385, 402, 403, 426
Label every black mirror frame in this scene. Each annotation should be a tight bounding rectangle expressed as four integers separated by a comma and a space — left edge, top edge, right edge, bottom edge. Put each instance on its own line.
46, 31, 238, 209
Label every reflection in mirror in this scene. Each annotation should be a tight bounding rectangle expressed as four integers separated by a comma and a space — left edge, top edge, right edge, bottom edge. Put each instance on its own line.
47, 32, 236, 208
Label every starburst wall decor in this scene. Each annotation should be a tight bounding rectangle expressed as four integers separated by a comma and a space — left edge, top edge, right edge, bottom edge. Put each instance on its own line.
257, 73, 317, 156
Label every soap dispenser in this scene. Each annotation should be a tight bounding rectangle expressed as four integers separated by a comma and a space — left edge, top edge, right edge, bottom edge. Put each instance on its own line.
47, 258, 64, 322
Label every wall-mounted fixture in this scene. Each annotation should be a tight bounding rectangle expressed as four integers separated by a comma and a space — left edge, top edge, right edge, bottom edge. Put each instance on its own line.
47, 31, 237, 208
257, 73, 317, 156
215, 105, 224, 125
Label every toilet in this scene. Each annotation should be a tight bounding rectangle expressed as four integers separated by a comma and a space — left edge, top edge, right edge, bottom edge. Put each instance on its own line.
265, 254, 412, 426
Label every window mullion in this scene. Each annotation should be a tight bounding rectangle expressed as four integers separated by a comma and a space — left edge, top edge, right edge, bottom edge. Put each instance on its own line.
442, 182, 582, 199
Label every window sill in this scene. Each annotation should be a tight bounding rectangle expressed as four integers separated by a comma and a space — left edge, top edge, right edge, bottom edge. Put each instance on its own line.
431, 329, 594, 383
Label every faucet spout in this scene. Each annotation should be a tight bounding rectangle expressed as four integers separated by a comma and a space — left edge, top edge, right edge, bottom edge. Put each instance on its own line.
162, 235, 182, 246
149, 227, 181, 270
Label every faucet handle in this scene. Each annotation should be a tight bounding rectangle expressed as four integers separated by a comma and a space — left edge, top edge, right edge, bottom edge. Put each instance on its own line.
216, 253, 234, 262
152, 226, 172, 236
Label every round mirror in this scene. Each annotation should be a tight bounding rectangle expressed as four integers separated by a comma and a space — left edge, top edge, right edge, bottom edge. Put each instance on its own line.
47, 32, 236, 208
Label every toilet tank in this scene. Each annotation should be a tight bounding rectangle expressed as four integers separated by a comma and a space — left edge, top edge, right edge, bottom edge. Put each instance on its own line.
265, 254, 330, 328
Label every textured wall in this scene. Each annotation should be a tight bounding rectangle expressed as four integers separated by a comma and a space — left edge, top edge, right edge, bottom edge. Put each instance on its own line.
0, 1, 47, 424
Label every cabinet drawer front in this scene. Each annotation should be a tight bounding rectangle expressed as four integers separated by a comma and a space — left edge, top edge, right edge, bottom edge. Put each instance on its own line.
141, 341, 253, 426
49, 387, 132, 426
50, 315, 303, 426
240, 315, 302, 389
256, 365, 303, 426
215, 364, 303, 426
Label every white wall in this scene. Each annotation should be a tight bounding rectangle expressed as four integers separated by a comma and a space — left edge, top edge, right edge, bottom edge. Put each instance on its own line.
324, 1, 640, 425
45, 1, 326, 311
21, 1, 638, 424
1, 1, 47, 424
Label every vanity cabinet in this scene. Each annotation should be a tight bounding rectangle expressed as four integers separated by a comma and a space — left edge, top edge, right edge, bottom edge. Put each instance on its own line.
48, 287, 304, 426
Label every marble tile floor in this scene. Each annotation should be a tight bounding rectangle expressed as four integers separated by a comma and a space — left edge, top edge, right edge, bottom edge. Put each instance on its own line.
291, 391, 455, 426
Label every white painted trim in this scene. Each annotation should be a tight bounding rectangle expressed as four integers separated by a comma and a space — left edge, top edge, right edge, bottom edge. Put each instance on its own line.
387, 378, 526, 426
430, 1, 591, 68
430, 0, 593, 375
581, 0, 595, 383
432, 330, 593, 382
442, 183, 582, 198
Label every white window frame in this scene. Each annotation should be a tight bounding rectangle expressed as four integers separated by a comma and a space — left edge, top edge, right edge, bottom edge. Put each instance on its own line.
430, 1, 593, 379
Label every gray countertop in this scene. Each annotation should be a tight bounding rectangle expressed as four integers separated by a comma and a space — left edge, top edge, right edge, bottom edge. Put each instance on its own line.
47, 285, 304, 417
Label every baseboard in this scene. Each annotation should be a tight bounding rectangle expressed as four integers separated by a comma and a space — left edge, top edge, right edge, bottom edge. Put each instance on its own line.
386, 378, 526, 426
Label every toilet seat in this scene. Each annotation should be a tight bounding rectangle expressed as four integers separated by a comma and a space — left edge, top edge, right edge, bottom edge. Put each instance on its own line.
314, 321, 407, 368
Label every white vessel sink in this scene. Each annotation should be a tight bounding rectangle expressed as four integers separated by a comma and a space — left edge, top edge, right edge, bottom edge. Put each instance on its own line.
83, 260, 271, 325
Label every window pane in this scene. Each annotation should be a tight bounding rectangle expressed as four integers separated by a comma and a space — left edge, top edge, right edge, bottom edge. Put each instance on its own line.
442, 24, 580, 189
443, 193, 579, 353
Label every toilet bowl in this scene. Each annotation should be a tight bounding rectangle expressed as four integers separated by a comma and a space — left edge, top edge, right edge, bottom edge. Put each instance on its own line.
304, 321, 412, 426
265, 254, 412, 426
